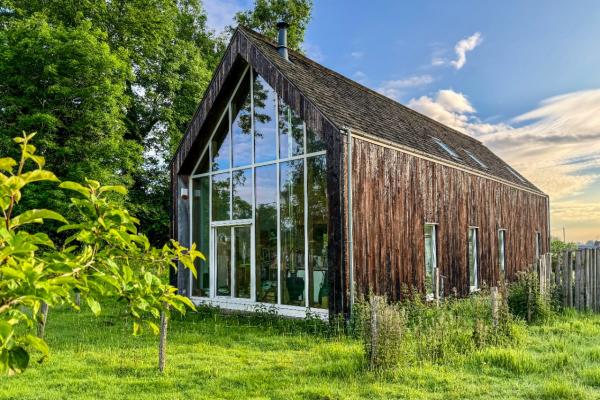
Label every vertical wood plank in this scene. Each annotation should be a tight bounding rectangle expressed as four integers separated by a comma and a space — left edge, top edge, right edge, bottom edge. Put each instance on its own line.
575, 250, 582, 311
585, 249, 591, 311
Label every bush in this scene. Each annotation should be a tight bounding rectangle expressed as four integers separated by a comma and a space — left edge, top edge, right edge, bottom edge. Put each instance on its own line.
352, 290, 522, 370
507, 271, 554, 323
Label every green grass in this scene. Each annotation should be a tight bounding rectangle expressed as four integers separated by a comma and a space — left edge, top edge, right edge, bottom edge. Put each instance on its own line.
2, 305, 600, 399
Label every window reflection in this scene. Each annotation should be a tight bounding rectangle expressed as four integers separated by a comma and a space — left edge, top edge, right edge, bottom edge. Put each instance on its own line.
216, 226, 232, 296
255, 164, 278, 303
234, 226, 251, 298
232, 169, 252, 219
253, 74, 277, 163
424, 224, 437, 297
307, 155, 328, 308
280, 160, 305, 306
211, 113, 230, 171
469, 228, 479, 291
212, 173, 230, 221
232, 71, 252, 167
278, 99, 304, 158
192, 176, 210, 297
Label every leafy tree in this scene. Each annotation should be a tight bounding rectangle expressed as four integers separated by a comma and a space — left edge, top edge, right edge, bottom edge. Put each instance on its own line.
1, 1, 224, 244
0, 15, 141, 223
0, 132, 201, 374
234, 0, 313, 50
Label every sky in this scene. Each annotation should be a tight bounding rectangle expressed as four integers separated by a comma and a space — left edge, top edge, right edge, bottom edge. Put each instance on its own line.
203, 0, 600, 243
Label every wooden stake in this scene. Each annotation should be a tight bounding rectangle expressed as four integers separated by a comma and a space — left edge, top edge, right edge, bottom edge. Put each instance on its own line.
37, 302, 49, 339
158, 303, 169, 373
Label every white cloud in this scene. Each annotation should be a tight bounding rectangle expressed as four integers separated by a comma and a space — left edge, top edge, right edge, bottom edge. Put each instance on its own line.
407, 88, 600, 207
353, 71, 367, 84
351, 51, 364, 59
376, 75, 434, 100
203, 0, 245, 33
450, 32, 482, 70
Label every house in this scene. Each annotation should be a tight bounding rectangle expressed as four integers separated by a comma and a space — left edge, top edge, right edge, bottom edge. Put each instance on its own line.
170, 23, 550, 318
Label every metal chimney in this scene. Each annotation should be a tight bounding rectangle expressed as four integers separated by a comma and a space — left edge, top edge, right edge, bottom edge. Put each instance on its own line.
277, 21, 289, 60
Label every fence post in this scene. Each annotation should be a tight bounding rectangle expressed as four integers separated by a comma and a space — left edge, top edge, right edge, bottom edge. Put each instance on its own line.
491, 286, 499, 329
596, 249, 600, 312
369, 296, 378, 369
575, 251, 581, 311
563, 251, 570, 308
586, 249, 592, 311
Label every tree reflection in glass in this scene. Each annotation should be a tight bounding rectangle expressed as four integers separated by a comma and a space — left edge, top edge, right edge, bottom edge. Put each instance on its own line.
216, 226, 231, 296
278, 99, 304, 159
211, 111, 230, 171
280, 160, 305, 306
232, 168, 252, 219
192, 176, 210, 297
212, 173, 230, 221
255, 164, 277, 303
307, 155, 328, 308
232, 70, 252, 167
253, 74, 277, 163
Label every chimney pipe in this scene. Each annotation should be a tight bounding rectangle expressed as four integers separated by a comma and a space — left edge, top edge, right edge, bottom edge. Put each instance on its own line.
277, 21, 289, 60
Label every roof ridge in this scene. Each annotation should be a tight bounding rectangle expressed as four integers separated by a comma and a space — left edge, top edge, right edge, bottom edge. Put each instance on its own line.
239, 25, 481, 144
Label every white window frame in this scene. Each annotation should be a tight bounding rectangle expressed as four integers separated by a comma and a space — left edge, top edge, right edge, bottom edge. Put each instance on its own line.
424, 223, 438, 300
498, 229, 506, 276
468, 227, 479, 292
187, 65, 328, 318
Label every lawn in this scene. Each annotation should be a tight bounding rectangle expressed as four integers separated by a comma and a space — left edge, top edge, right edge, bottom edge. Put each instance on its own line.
1, 304, 600, 399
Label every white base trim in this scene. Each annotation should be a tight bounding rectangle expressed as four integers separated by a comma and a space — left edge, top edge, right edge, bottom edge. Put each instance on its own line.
190, 296, 329, 319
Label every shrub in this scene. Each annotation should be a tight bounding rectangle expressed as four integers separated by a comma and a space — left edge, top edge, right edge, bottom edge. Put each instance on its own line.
507, 270, 554, 323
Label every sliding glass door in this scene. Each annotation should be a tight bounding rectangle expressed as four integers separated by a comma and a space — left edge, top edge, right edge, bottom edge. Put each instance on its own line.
214, 223, 253, 299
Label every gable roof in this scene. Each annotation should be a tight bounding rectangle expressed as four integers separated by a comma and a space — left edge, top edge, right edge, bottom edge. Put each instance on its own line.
173, 26, 543, 194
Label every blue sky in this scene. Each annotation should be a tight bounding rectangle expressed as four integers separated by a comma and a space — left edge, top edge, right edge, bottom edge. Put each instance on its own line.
204, 0, 600, 242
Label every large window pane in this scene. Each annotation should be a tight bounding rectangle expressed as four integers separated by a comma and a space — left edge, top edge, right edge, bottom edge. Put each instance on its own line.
232, 71, 252, 167
280, 160, 305, 306
232, 169, 252, 219
424, 224, 437, 297
278, 99, 304, 159
234, 226, 251, 298
211, 113, 230, 171
192, 177, 210, 297
307, 155, 328, 309
253, 74, 277, 163
216, 226, 232, 296
306, 126, 325, 153
469, 228, 479, 291
255, 164, 278, 303
212, 173, 230, 221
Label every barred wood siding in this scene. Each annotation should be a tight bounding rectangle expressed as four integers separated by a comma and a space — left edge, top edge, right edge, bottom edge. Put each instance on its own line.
351, 137, 549, 299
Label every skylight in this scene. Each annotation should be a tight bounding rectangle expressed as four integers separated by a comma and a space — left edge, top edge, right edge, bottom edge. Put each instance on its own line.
432, 137, 460, 160
465, 150, 488, 169
506, 166, 526, 183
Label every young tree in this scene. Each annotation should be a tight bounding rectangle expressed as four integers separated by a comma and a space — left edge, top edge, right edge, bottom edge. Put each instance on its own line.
0, 132, 201, 374
234, 0, 313, 50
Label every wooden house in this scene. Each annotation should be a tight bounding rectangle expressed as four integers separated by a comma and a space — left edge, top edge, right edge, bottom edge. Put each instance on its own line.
171, 24, 550, 317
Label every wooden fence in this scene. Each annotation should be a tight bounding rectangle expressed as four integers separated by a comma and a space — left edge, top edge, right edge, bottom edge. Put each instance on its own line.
537, 248, 600, 311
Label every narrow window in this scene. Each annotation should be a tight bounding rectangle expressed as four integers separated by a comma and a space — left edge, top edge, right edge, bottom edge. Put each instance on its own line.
498, 229, 506, 275
465, 150, 488, 169
424, 224, 438, 297
535, 231, 542, 260
432, 137, 460, 160
507, 166, 526, 183
468, 227, 479, 291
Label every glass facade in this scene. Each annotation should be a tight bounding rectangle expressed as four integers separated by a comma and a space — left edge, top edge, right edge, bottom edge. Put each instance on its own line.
190, 67, 328, 310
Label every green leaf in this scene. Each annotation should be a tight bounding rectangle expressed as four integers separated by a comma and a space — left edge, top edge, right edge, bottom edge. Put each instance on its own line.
8, 346, 29, 373
0, 321, 13, 341
20, 170, 58, 184
0, 158, 17, 173
59, 181, 91, 197
99, 185, 127, 195
86, 297, 101, 316
23, 335, 49, 362
10, 209, 68, 228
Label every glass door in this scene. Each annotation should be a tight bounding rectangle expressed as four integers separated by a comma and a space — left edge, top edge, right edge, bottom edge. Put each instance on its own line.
213, 223, 253, 300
